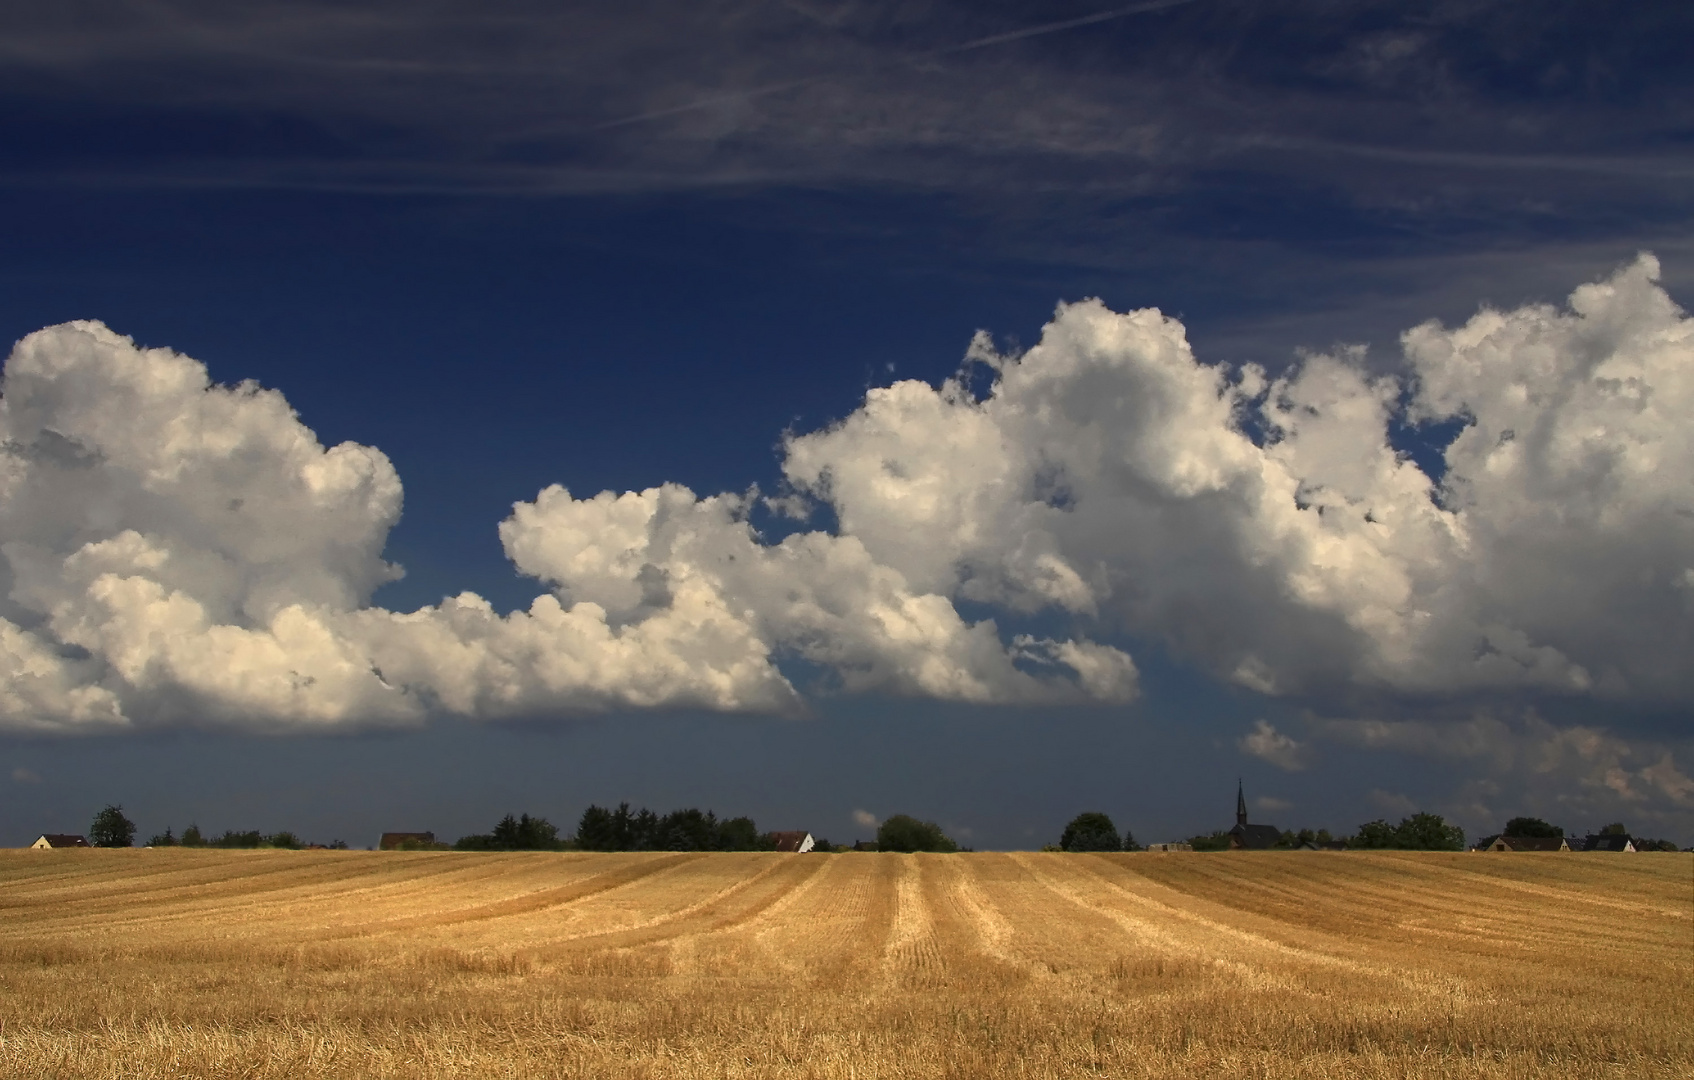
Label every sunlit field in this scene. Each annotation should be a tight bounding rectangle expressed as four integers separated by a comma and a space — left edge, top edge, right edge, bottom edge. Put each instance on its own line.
0, 849, 1688, 1079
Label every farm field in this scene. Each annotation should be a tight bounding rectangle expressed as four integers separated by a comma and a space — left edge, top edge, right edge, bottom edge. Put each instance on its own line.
0, 849, 1688, 1079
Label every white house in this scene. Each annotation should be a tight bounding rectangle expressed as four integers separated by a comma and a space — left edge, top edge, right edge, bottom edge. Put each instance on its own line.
31, 834, 89, 849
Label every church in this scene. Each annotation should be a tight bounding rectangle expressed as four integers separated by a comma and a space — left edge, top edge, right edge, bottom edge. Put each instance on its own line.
1228, 781, 1283, 850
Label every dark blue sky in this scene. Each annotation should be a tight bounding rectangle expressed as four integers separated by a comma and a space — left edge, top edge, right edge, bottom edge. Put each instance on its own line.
3, 1, 1692, 849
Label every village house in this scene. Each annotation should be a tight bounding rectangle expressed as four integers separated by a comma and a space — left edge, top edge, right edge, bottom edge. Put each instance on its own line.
1584, 833, 1637, 852
769, 831, 815, 853
1228, 782, 1282, 850
30, 834, 88, 849
1478, 835, 1571, 852
1145, 842, 1194, 852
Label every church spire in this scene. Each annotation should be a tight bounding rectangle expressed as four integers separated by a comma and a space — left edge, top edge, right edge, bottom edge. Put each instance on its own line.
1236, 778, 1248, 826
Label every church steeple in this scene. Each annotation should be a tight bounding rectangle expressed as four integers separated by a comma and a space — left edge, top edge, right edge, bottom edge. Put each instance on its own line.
1236, 778, 1248, 826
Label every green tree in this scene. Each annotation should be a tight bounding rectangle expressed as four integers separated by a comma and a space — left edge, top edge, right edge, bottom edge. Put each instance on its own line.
146, 827, 179, 847
1059, 812, 1122, 852
1350, 819, 1397, 849
459, 813, 567, 851
180, 824, 205, 847
575, 803, 775, 852
1351, 813, 1464, 851
89, 805, 135, 848
1503, 817, 1562, 838
575, 804, 619, 850
1394, 812, 1464, 851
655, 808, 718, 851
876, 814, 957, 853
716, 816, 762, 851
1599, 822, 1628, 836
1187, 830, 1232, 852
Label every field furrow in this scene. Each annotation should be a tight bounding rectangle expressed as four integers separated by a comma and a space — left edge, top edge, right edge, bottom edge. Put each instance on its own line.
0, 849, 1687, 1080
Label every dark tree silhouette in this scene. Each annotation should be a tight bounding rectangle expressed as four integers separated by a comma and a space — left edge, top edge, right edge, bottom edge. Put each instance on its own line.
457, 813, 565, 850
1059, 812, 1122, 852
575, 803, 769, 851
1350, 813, 1464, 850
89, 805, 135, 848
875, 814, 957, 853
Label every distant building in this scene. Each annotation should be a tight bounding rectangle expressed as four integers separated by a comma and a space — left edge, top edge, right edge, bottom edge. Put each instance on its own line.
379, 831, 436, 851
769, 831, 815, 853
1584, 834, 1637, 853
1480, 835, 1570, 852
1227, 781, 1282, 850
1145, 842, 1194, 852
31, 834, 88, 849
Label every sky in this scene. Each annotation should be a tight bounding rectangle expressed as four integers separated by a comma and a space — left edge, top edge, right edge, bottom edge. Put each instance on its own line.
2, 0, 1692, 850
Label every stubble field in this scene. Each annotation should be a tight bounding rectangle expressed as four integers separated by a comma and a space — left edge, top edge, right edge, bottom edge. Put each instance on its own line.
0, 848, 1688, 1079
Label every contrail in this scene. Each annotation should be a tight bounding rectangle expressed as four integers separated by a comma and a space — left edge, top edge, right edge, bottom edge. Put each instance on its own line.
938, 0, 1200, 56
590, 0, 1202, 132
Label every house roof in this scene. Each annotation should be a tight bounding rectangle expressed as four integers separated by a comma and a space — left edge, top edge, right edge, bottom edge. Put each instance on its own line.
769, 830, 812, 853
1584, 834, 1636, 852
1228, 823, 1282, 850
36, 834, 88, 848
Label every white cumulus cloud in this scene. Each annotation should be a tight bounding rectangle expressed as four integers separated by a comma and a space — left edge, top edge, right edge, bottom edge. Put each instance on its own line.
0, 322, 1132, 733
782, 253, 1694, 703
3, 253, 1692, 733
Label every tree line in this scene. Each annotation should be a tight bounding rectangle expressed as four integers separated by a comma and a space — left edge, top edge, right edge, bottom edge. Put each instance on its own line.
451, 807, 968, 853
1051, 811, 1687, 852
66, 803, 1689, 854
83, 806, 349, 850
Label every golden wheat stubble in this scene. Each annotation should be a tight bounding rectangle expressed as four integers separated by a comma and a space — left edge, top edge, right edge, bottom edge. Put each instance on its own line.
0, 848, 1688, 1078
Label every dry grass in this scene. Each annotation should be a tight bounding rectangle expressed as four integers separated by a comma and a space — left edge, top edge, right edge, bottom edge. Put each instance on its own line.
0, 848, 1688, 1078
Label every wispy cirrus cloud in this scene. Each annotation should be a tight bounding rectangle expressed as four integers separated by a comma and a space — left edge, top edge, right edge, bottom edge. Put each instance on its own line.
2, 0, 1689, 222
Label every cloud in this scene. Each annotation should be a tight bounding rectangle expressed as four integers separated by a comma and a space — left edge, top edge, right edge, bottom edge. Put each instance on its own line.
1367, 789, 1417, 816
782, 254, 1694, 704
0, 0, 1685, 229
852, 809, 878, 828
10, 766, 41, 784
1239, 720, 1307, 771
0, 321, 1131, 733
3, 255, 1694, 735
1312, 708, 1694, 826
1253, 795, 1292, 812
